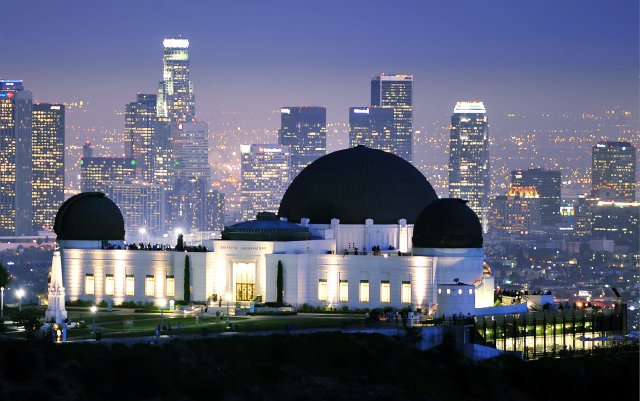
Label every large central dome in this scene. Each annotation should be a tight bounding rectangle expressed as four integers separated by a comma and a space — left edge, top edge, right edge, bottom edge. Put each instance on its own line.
278, 146, 438, 224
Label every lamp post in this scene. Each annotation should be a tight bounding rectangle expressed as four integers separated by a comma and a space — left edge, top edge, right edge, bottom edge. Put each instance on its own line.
1, 287, 4, 320
159, 298, 167, 327
139, 227, 146, 244
90, 305, 97, 333
15, 289, 24, 311
225, 292, 231, 329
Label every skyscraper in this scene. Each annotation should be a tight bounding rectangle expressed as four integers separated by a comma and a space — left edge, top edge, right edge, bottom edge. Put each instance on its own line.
153, 116, 174, 189
125, 94, 157, 182
105, 181, 165, 239
80, 145, 137, 193
370, 74, 413, 161
492, 185, 541, 235
173, 122, 210, 183
157, 38, 195, 124
511, 168, 561, 226
448, 101, 490, 230
32, 103, 65, 231
348, 106, 395, 153
0, 80, 32, 235
278, 106, 326, 178
240, 144, 291, 221
591, 141, 636, 201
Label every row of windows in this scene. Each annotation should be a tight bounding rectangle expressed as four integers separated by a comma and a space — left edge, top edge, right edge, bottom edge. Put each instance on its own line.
85, 274, 175, 297
318, 279, 411, 303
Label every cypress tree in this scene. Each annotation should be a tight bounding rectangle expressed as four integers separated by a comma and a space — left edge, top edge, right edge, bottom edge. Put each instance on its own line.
276, 260, 284, 305
184, 255, 191, 303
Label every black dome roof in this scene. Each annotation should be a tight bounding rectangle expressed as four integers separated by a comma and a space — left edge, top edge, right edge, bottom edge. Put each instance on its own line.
278, 146, 438, 224
54, 192, 125, 241
412, 198, 483, 248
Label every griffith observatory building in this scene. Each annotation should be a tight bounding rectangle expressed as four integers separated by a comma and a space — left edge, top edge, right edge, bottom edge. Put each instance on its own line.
46, 146, 495, 321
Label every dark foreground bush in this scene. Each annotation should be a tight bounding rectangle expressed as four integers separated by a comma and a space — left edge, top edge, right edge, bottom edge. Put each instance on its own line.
0, 333, 637, 401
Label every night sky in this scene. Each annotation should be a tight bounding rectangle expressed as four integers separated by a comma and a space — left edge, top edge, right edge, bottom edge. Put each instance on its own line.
1, 0, 638, 131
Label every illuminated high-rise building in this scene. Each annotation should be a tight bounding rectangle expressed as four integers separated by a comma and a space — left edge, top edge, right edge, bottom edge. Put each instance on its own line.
492, 185, 540, 235
240, 144, 290, 221
0, 80, 33, 235
448, 101, 490, 230
370, 74, 413, 161
105, 181, 165, 239
173, 121, 209, 183
125, 94, 157, 182
32, 103, 65, 231
153, 116, 173, 189
591, 141, 636, 201
348, 106, 395, 153
278, 106, 326, 178
157, 37, 195, 124
80, 145, 137, 193
511, 168, 561, 226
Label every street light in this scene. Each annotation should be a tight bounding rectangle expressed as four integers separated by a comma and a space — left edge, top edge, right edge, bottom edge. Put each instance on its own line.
225, 292, 231, 329
90, 305, 97, 333
15, 289, 24, 311
159, 298, 167, 327
139, 227, 146, 243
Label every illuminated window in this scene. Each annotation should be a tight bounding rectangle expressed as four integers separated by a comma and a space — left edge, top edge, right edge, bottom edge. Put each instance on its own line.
145, 275, 155, 297
85, 274, 94, 295
359, 280, 369, 302
458, 289, 463, 295
166, 276, 175, 297
380, 280, 390, 303
318, 279, 328, 301
105, 274, 114, 296
401, 281, 411, 304
125, 275, 135, 296
468, 289, 473, 295
339, 280, 348, 302
446, 288, 451, 295
438, 288, 442, 294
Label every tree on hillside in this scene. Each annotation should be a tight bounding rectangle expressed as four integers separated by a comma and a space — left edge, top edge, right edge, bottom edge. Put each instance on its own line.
0, 263, 10, 289
276, 260, 284, 305
184, 255, 191, 303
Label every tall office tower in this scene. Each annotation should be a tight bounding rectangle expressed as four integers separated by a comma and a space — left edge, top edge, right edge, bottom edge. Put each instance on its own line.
125, 94, 156, 182
591, 141, 636, 201
278, 107, 326, 178
591, 201, 639, 253
173, 121, 210, 183
492, 186, 541, 235
0, 80, 33, 235
448, 101, 490, 230
511, 168, 562, 226
203, 189, 225, 231
153, 117, 174, 189
32, 103, 65, 231
165, 176, 217, 232
105, 181, 164, 238
240, 144, 291, 221
370, 74, 413, 161
80, 151, 137, 193
157, 38, 195, 124
82, 140, 93, 158
348, 106, 395, 152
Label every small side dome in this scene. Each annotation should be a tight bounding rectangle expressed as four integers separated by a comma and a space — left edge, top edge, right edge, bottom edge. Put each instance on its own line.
54, 192, 125, 241
412, 199, 483, 248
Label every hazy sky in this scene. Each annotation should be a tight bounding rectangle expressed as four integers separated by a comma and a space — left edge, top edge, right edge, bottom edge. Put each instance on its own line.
1, 0, 638, 130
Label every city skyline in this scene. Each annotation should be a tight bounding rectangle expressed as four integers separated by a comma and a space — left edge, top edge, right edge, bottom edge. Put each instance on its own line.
0, 1, 637, 135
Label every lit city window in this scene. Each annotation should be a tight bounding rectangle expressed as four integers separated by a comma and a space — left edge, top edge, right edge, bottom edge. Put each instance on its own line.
339, 280, 348, 302
380, 280, 390, 303
359, 280, 369, 302
125, 275, 135, 296
318, 279, 328, 301
105, 274, 114, 296
85, 274, 94, 295
145, 275, 155, 297
401, 281, 411, 303
166, 276, 175, 297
